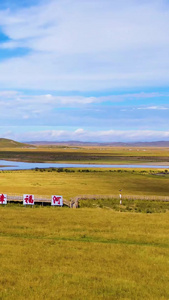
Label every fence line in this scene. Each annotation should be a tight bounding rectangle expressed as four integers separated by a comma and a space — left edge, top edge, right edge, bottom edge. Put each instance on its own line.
2, 193, 70, 207
1, 193, 169, 209
72, 194, 169, 203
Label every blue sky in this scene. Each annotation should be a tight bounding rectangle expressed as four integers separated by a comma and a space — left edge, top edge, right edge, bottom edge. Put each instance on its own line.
0, 0, 169, 142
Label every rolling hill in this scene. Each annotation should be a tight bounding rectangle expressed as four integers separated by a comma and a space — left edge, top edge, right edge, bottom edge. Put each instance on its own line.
0, 138, 32, 148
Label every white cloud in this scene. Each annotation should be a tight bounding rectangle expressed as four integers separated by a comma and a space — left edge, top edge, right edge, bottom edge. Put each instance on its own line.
0, 90, 168, 108
2, 128, 169, 142
0, 91, 97, 116
137, 106, 169, 110
0, 90, 168, 128
0, 90, 19, 97
0, 0, 169, 90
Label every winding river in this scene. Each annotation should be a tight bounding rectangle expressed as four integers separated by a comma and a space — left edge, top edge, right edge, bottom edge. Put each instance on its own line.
0, 160, 169, 170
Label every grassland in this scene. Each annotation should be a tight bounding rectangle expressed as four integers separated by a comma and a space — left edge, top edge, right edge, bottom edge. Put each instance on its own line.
1, 168, 169, 200
0, 207, 169, 299
0, 145, 169, 164
0, 138, 30, 148
1, 146, 169, 299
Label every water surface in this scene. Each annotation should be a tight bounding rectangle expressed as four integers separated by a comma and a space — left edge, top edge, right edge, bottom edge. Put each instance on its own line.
0, 160, 168, 170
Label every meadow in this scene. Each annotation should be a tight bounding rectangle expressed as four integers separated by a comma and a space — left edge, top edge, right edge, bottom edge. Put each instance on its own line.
1, 146, 169, 299
0, 207, 169, 299
1, 168, 169, 200
1, 145, 169, 164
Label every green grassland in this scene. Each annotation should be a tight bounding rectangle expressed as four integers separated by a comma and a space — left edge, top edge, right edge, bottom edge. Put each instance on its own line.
0, 138, 30, 148
0, 207, 169, 299
0, 145, 169, 164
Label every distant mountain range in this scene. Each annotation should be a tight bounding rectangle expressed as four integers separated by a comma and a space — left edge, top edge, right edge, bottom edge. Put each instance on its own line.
1, 138, 169, 147
26, 140, 169, 147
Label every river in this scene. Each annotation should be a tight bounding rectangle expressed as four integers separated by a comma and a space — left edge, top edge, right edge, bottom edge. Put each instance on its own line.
0, 160, 169, 170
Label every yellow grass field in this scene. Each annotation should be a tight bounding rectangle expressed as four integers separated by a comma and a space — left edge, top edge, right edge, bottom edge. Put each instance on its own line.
0, 168, 169, 199
0, 207, 169, 299
0, 147, 169, 299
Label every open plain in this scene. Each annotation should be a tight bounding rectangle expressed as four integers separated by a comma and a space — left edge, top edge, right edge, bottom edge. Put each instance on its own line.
1, 145, 169, 299
1, 145, 169, 165
1, 207, 169, 299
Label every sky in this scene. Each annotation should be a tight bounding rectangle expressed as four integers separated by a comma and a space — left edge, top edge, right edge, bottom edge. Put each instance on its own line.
0, 0, 169, 142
